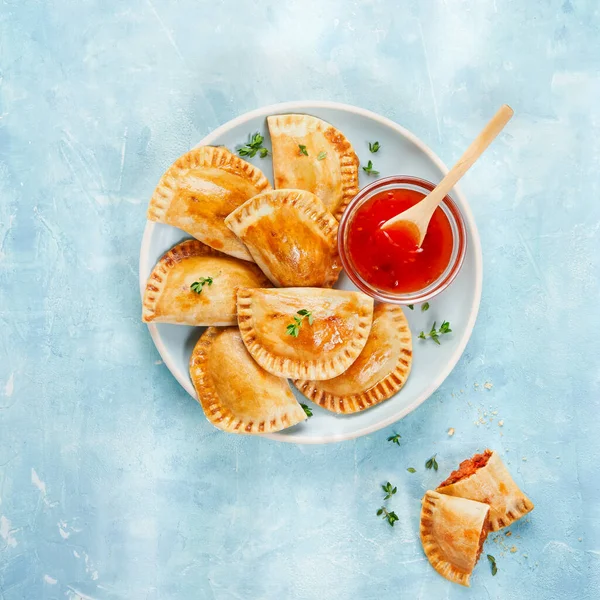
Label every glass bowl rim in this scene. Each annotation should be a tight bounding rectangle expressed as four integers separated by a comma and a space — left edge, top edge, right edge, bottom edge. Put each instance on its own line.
337, 175, 468, 305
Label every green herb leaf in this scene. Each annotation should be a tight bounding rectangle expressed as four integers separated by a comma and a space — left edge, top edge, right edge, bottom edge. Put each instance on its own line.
369, 141, 381, 153
425, 454, 438, 471
317, 151, 327, 160
190, 276, 214, 294
286, 323, 300, 337
299, 144, 308, 156
387, 433, 401, 446
382, 482, 397, 500
421, 302, 430, 312
301, 403, 313, 418
407, 305, 414, 310
362, 160, 380, 176
377, 506, 399, 527
285, 309, 314, 336
238, 132, 269, 158
487, 554, 498, 576
419, 320, 452, 345
407, 467, 416, 473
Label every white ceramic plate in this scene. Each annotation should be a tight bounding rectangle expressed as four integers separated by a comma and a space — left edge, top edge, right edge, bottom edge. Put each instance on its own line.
139, 101, 482, 444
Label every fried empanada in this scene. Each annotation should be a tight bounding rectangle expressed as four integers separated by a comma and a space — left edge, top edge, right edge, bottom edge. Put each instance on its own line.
190, 327, 306, 434
224, 189, 341, 287
142, 240, 271, 326
267, 114, 359, 219
436, 450, 534, 531
294, 304, 412, 413
147, 146, 271, 260
420, 490, 491, 587
237, 287, 374, 380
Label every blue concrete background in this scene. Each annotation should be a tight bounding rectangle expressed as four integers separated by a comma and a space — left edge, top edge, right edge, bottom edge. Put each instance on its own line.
0, 0, 598, 598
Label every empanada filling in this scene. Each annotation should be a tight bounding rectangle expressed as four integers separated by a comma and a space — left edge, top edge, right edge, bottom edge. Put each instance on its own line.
476, 515, 491, 563
438, 450, 492, 487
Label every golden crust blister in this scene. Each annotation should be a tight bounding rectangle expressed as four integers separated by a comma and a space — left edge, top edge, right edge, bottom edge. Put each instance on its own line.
294, 304, 412, 413
267, 114, 359, 220
224, 189, 341, 288
142, 239, 271, 326
189, 327, 306, 434
237, 287, 374, 380
436, 450, 535, 531
420, 490, 490, 587
147, 146, 271, 260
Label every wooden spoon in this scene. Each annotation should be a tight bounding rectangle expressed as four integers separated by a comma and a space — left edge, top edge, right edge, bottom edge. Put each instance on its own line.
381, 104, 514, 244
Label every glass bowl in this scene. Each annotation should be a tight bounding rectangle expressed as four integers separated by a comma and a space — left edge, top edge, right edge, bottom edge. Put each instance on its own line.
338, 175, 467, 305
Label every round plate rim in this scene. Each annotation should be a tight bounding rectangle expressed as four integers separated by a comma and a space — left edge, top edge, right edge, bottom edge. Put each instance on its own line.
138, 100, 483, 445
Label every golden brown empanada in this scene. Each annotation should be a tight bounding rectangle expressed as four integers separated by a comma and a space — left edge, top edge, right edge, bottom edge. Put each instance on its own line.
142, 240, 271, 325
237, 287, 374, 380
189, 327, 306, 434
267, 114, 359, 220
147, 146, 271, 260
294, 304, 412, 413
224, 189, 341, 287
420, 490, 491, 587
436, 450, 534, 531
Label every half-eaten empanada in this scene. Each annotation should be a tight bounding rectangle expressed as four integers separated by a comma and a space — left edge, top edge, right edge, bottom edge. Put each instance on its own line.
224, 189, 341, 287
267, 114, 359, 220
294, 304, 412, 413
190, 327, 306, 434
436, 450, 534, 531
420, 490, 491, 587
142, 239, 271, 326
237, 287, 374, 380
147, 146, 271, 260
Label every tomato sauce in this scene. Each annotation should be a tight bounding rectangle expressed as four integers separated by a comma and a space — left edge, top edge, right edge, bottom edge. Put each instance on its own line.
347, 188, 453, 293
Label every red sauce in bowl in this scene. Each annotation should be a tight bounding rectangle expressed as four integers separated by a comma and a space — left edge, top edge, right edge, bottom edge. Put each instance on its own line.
347, 188, 453, 294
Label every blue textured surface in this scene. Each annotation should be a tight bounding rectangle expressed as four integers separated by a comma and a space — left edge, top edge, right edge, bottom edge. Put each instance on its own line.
0, 1, 598, 599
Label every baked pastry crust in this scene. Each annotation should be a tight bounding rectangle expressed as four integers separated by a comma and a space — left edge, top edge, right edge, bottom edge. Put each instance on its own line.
237, 287, 374, 380
436, 450, 534, 531
420, 490, 491, 587
142, 239, 271, 325
189, 327, 306, 434
147, 146, 271, 260
294, 304, 412, 413
267, 114, 359, 219
224, 189, 341, 287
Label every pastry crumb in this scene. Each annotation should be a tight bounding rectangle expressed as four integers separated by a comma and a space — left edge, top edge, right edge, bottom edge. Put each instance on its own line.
505, 531, 512, 537
523, 553, 528, 558
510, 546, 517, 553
484, 381, 493, 390
474, 383, 479, 387
579, 537, 583, 542
498, 420, 504, 427
522, 457, 527, 461
492, 410, 498, 415
448, 427, 455, 436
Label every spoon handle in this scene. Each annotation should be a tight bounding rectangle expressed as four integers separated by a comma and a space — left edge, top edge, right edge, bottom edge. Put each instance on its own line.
420, 104, 514, 211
